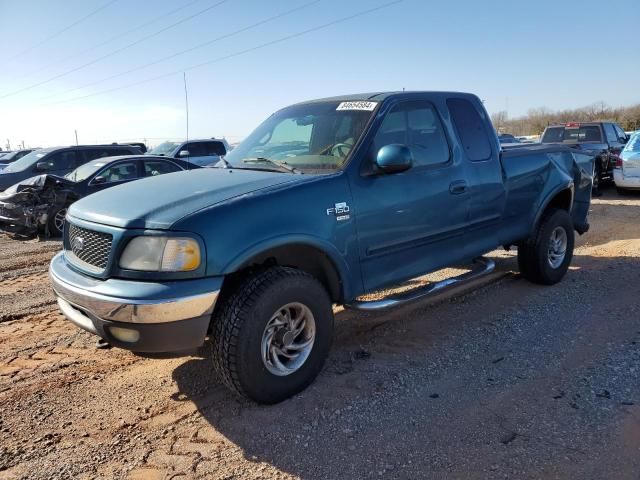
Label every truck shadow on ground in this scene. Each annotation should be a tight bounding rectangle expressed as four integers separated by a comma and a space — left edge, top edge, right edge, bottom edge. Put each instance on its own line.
171, 252, 640, 479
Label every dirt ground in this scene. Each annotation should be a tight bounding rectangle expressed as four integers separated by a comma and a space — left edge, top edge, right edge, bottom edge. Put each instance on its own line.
1, 189, 639, 480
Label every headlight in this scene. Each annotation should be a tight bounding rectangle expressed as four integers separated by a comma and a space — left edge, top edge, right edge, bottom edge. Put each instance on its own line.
119, 236, 201, 272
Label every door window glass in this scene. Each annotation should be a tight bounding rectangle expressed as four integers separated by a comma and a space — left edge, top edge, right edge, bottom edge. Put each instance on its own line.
144, 160, 182, 177
43, 151, 77, 170
98, 162, 139, 183
372, 101, 450, 167
204, 141, 226, 156
603, 123, 618, 143
184, 143, 207, 157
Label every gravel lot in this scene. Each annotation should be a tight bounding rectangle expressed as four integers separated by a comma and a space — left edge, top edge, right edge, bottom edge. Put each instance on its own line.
1, 189, 639, 480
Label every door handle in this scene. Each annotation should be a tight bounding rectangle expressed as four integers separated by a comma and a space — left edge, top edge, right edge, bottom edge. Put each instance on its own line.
449, 180, 468, 195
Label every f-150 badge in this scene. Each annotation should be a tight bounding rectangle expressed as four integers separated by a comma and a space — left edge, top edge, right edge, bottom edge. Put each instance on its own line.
327, 202, 350, 222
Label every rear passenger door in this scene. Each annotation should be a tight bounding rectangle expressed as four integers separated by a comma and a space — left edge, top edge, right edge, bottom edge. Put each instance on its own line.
446, 97, 506, 253
349, 99, 471, 291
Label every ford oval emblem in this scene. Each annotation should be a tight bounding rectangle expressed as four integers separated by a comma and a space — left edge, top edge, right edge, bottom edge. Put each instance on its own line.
73, 237, 84, 251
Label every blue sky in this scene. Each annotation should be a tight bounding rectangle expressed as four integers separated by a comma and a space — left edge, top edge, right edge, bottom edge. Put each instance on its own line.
0, 0, 638, 148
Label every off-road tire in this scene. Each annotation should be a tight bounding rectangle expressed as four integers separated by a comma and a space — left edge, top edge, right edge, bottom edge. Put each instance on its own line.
517, 208, 574, 285
211, 267, 334, 404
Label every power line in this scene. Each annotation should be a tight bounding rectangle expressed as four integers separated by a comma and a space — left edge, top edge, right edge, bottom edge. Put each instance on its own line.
41, 0, 322, 102
46, 0, 404, 106
12, 0, 206, 82
0, 0, 231, 99
6, 0, 120, 62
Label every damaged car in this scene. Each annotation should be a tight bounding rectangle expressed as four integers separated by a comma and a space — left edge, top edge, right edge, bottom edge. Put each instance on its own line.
0, 155, 197, 237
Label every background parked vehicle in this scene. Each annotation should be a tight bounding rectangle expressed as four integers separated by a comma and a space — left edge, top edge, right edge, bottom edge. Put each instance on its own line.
0, 149, 37, 172
0, 144, 141, 191
49, 91, 594, 404
0, 155, 197, 237
146, 138, 229, 166
113, 142, 148, 153
498, 133, 520, 144
614, 132, 640, 194
540, 122, 628, 194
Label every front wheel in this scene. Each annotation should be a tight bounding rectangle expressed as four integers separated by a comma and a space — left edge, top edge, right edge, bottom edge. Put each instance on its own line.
211, 267, 334, 404
47, 207, 67, 237
517, 208, 574, 285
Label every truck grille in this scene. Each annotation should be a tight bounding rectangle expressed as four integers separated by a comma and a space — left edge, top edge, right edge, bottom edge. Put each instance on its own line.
66, 223, 113, 272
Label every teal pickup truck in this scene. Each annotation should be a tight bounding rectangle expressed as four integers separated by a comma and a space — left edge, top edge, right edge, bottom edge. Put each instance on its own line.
49, 92, 593, 403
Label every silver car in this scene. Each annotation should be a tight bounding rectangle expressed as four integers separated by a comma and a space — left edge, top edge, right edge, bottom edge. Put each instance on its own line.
614, 132, 640, 193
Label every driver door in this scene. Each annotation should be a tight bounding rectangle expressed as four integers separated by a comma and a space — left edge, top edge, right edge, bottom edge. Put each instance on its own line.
348, 99, 471, 292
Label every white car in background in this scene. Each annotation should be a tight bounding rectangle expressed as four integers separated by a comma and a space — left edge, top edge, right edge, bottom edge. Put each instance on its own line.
146, 138, 230, 167
614, 132, 640, 194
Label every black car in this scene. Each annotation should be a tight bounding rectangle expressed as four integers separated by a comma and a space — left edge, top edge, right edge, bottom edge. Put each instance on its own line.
540, 122, 628, 194
0, 144, 142, 192
0, 155, 197, 237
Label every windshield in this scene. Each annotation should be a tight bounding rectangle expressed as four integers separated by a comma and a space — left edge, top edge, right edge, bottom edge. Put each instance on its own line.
623, 133, 640, 152
148, 141, 179, 156
224, 100, 377, 174
2, 149, 50, 173
65, 160, 108, 182
541, 126, 602, 143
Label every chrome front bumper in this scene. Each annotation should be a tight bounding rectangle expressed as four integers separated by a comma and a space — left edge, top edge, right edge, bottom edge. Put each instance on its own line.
49, 251, 222, 352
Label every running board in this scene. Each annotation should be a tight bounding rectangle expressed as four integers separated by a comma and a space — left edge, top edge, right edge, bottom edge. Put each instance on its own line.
345, 257, 496, 311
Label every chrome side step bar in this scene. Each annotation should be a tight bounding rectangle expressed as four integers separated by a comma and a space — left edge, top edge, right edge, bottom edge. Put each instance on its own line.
345, 257, 496, 312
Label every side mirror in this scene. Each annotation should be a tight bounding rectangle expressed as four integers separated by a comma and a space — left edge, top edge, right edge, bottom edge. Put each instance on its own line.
35, 161, 51, 172
375, 144, 412, 174
178, 149, 190, 158
93, 176, 106, 184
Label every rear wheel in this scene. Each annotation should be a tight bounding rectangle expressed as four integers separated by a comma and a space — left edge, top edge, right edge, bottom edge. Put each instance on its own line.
211, 267, 334, 404
592, 163, 602, 196
517, 208, 574, 285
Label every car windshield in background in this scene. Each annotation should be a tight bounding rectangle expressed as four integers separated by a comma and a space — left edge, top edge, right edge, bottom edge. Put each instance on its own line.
224, 100, 377, 174
148, 142, 179, 156
541, 126, 602, 143
1, 149, 50, 173
65, 160, 108, 182
623, 133, 640, 152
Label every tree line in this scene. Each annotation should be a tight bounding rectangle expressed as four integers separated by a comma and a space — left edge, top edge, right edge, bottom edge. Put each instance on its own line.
491, 102, 640, 136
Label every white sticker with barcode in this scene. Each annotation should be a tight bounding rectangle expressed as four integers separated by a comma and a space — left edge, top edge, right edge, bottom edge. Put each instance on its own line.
336, 101, 378, 111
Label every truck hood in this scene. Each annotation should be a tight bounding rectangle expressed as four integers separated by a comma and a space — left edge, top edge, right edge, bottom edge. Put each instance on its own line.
68, 168, 305, 229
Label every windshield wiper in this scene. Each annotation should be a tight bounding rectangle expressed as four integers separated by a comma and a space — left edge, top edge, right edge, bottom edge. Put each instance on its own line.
242, 157, 302, 174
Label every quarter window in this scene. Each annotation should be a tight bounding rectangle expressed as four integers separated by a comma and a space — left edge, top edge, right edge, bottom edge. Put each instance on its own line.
371, 101, 450, 167
447, 98, 492, 161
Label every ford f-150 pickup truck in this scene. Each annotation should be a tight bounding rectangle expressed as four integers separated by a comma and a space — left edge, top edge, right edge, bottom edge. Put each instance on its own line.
49, 92, 594, 404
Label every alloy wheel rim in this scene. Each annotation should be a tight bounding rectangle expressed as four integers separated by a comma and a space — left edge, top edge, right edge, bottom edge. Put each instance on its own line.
547, 226, 567, 269
54, 209, 67, 234
261, 302, 316, 376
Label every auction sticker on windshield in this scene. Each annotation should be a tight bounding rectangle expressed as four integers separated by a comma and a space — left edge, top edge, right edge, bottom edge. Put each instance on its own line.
336, 101, 378, 111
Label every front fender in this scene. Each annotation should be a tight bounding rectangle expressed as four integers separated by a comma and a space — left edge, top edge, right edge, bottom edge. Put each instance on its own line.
221, 234, 357, 301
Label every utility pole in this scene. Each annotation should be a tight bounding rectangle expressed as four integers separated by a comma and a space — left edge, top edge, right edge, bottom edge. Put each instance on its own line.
6, 139, 10, 151
74, 130, 78, 146
183, 72, 189, 142
21, 140, 25, 149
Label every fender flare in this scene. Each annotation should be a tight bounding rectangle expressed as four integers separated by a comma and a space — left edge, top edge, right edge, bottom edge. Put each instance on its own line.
529, 181, 574, 236
221, 234, 356, 301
